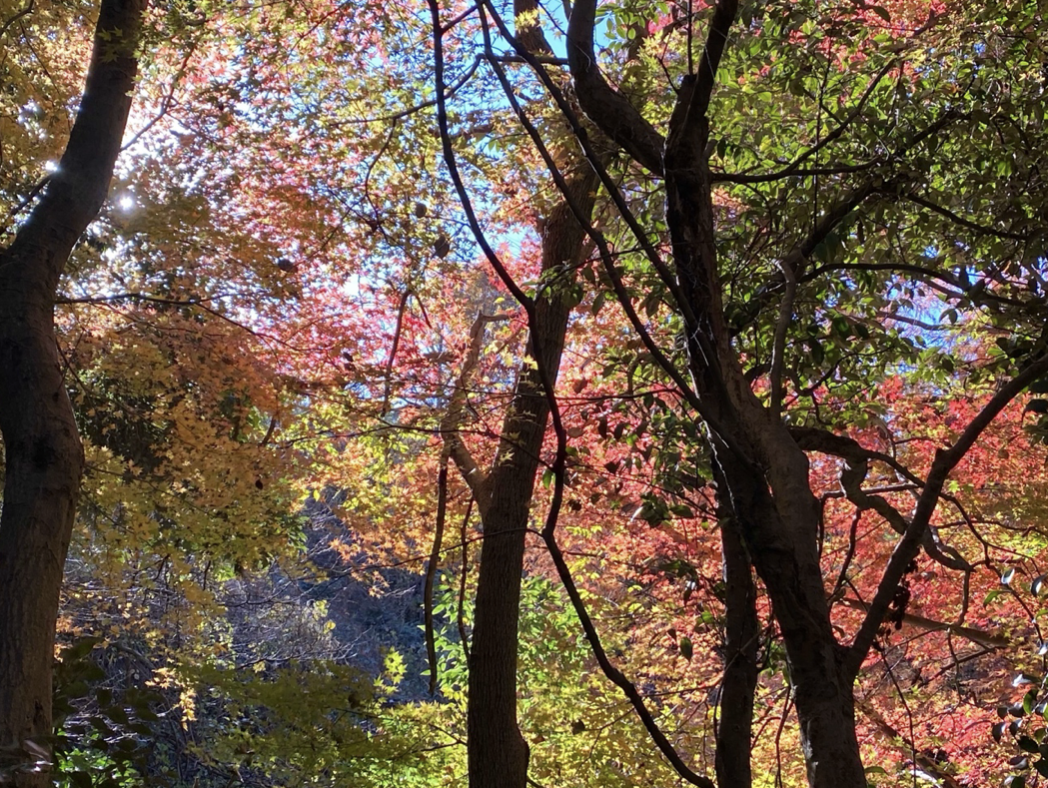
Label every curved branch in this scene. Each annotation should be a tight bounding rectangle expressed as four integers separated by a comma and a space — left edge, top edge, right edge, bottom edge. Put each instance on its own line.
565, 0, 665, 174
541, 528, 716, 788
791, 426, 972, 572
902, 192, 1031, 241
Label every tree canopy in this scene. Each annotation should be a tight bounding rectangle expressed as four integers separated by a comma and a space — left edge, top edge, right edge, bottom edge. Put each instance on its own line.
4, 0, 1048, 787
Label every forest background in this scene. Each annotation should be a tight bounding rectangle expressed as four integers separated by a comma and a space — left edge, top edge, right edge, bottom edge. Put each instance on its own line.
3, 0, 1048, 786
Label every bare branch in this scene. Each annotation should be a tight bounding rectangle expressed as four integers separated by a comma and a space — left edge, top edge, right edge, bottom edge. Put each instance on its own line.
902, 192, 1032, 241
441, 312, 510, 500
791, 425, 972, 572
541, 529, 717, 788
424, 464, 449, 695
839, 597, 1006, 649
768, 259, 796, 421
0, 0, 33, 40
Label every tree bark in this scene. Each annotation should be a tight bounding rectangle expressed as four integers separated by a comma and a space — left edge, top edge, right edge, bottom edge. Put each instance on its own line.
0, 1, 146, 783
661, 96, 867, 788
464, 169, 599, 788
714, 489, 758, 788
658, 99, 867, 787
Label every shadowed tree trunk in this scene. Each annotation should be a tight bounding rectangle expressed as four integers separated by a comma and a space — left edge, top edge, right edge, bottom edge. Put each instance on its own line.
563, 0, 875, 784
0, 1, 146, 783
713, 473, 758, 788
429, 3, 602, 786
446, 168, 599, 788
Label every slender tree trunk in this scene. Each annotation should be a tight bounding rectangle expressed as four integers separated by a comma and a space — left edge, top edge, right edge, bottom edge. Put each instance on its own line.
0, 1, 146, 783
715, 445, 866, 788
466, 169, 599, 788
714, 481, 758, 788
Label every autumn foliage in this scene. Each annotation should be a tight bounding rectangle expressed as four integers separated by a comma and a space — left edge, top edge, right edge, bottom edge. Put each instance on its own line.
5, 0, 1048, 786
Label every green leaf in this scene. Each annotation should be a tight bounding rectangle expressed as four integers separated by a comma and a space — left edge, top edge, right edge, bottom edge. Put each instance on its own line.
591, 291, 606, 315
1025, 689, 1041, 714
679, 636, 693, 661
69, 772, 93, 788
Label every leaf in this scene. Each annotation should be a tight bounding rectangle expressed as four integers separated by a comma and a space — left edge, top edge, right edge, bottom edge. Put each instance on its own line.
679, 636, 693, 661
591, 291, 606, 315
809, 340, 825, 366
871, 5, 891, 21
1019, 735, 1040, 753
1003, 567, 1017, 585
994, 721, 1008, 742
69, 773, 93, 788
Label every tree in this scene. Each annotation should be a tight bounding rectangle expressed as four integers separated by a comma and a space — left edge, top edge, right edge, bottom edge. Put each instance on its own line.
0, 0, 147, 782
427, 0, 1048, 786
8, 0, 1048, 785
427, 3, 601, 782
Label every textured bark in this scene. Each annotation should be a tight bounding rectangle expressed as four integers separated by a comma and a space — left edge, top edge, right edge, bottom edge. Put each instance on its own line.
463, 169, 599, 788
0, 1, 145, 784
564, 0, 871, 781
662, 84, 867, 788
714, 496, 758, 788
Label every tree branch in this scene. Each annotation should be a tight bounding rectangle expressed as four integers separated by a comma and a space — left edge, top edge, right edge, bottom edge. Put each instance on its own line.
441, 312, 510, 502
838, 597, 1007, 649
691, 0, 739, 119
565, 0, 666, 174
901, 192, 1031, 241
791, 426, 972, 572
847, 351, 1048, 678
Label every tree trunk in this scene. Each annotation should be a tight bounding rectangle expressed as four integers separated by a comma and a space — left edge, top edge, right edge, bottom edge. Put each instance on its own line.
714, 483, 758, 788
662, 69, 868, 788
465, 169, 599, 788
715, 444, 866, 788
0, 1, 146, 783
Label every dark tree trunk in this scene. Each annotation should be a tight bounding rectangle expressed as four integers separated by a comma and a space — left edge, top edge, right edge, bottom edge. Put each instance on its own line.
465, 169, 599, 788
0, 1, 146, 783
714, 484, 758, 788
663, 104, 868, 788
